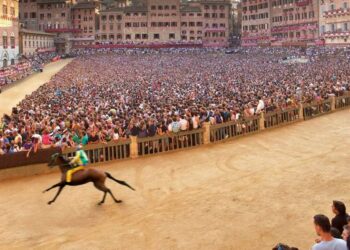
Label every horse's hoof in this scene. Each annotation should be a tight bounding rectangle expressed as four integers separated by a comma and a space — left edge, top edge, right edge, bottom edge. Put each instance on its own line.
47, 201, 52, 205
98, 202, 104, 206
115, 200, 123, 203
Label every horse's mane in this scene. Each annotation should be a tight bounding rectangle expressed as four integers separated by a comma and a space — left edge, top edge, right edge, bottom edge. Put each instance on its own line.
58, 154, 70, 164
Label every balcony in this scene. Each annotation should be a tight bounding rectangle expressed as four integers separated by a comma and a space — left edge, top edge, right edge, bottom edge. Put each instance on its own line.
322, 30, 350, 38
323, 8, 350, 18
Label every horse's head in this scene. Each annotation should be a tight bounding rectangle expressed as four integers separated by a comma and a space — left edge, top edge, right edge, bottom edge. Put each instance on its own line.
48, 153, 68, 168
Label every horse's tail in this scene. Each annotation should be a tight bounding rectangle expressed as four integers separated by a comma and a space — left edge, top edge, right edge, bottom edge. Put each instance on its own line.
105, 172, 136, 191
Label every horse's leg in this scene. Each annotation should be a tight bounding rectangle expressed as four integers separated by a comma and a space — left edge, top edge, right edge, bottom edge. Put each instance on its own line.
98, 192, 107, 206
108, 189, 122, 204
94, 182, 122, 204
43, 182, 64, 193
48, 184, 65, 205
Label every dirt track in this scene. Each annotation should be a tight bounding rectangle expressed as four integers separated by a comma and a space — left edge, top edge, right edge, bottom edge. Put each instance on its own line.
0, 110, 349, 250
0, 59, 72, 116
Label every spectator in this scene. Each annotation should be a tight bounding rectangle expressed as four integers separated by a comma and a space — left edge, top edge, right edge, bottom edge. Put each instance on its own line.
332, 201, 349, 234
312, 214, 347, 250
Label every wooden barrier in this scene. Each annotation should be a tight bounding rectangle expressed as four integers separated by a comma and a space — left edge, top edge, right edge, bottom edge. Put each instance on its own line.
1, 97, 350, 176
335, 94, 350, 110
0, 147, 61, 170
136, 129, 204, 157
303, 100, 332, 120
210, 116, 260, 143
264, 107, 300, 129
62, 139, 130, 164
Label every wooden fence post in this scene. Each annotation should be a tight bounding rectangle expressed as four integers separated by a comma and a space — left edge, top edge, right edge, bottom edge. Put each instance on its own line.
298, 103, 304, 120
130, 136, 139, 159
259, 112, 265, 130
203, 122, 211, 144
330, 96, 336, 111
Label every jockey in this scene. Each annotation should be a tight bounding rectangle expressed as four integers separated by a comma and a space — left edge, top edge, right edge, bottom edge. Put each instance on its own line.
67, 144, 89, 183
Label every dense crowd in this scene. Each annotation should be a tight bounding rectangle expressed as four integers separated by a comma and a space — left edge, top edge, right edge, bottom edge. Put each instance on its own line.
0, 47, 350, 154
274, 201, 350, 250
0, 52, 57, 90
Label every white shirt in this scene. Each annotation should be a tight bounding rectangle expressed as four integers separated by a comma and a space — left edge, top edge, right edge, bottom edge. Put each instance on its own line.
192, 116, 199, 129
179, 118, 188, 131
256, 99, 265, 113
311, 238, 347, 250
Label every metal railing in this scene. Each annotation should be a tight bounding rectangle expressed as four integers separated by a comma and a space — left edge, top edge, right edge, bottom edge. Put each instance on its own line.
137, 129, 204, 157
303, 99, 332, 120
63, 139, 130, 164
210, 116, 260, 143
264, 107, 300, 129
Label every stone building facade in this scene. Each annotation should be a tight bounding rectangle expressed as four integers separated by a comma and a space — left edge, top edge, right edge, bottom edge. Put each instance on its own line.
0, 0, 19, 67
241, 0, 271, 46
319, 0, 350, 46
19, 28, 55, 56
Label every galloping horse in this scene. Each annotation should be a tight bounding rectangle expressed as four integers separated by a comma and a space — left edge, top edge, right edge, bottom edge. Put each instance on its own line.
44, 153, 135, 205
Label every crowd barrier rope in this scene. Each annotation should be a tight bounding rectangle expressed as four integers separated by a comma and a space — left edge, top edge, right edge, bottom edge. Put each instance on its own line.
1, 94, 350, 171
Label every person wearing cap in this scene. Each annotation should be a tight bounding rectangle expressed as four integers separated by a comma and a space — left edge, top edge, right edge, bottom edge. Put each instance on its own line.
67, 144, 89, 183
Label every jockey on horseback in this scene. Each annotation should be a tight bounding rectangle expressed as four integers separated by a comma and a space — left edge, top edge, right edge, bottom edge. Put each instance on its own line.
67, 144, 89, 183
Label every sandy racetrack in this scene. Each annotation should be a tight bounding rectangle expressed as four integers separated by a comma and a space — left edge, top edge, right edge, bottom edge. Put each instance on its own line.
0, 110, 349, 250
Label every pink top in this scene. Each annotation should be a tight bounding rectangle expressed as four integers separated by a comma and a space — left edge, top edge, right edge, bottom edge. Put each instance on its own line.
42, 134, 51, 145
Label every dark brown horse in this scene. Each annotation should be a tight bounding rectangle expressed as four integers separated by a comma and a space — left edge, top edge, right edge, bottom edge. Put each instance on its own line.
44, 153, 135, 205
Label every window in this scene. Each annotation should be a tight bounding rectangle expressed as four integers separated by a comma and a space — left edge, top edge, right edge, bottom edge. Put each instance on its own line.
40, 14, 44, 20
3, 36, 8, 48
220, 13, 225, 18
24, 12, 28, 18
151, 5, 156, 10
169, 33, 175, 39
10, 7, 15, 16
47, 13, 51, 19
153, 34, 160, 39
3, 59, 8, 67
2, 5, 7, 15
11, 59, 14, 65
126, 34, 131, 39
142, 34, 148, 39
158, 5, 163, 10
30, 12, 36, 18
10, 36, 15, 48
110, 24, 113, 30
344, 23, 348, 31
135, 34, 141, 39
171, 5, 176, 10
344, 2, 348, 9
331, 23, 335, 31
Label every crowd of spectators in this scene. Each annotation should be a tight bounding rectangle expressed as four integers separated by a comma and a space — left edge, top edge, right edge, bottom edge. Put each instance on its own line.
0, 47, 350, 154
275, 200, 350, 250
0, 52, 58, 91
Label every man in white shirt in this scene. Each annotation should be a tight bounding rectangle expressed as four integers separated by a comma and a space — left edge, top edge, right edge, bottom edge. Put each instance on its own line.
311, 214, 347, 250
179, 115, 189, 131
